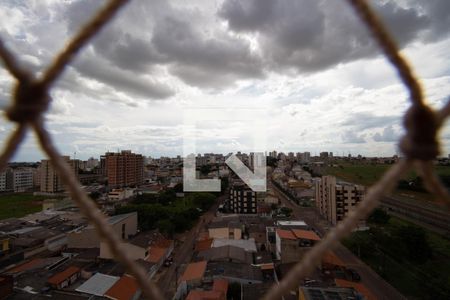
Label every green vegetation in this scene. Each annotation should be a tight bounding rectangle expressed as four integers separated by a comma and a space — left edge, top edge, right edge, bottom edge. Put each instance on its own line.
116, 191, 217, 237
343, 216, 450, 299
0, 193, 48, 220
324, 161, 450, 202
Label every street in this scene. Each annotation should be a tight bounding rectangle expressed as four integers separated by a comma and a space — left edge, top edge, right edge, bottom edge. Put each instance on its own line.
270, 181, 407, 300
155, 194, 225, 299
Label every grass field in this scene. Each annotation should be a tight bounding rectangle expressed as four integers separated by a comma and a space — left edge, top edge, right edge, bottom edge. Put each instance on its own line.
343, 216, 450, 299
324, 161, 450, 202
0, 193, 48, 220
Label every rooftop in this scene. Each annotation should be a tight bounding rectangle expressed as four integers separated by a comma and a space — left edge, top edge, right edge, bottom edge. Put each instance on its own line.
276, 220, 307, 228
197, 245, 253, 264
107, 212, 137, 226
335, 279, 375, 300
104, 275, 139, 300
48, 266, 80, 285
76, 273, 119, 296
195, 238, 213, 252
276, 229, 297, 240
207, 262, 263, 282
147, 246, 167, 263
180, 261, 208, 282
292, 229, 321, 241
212, 279, 228, 296
300, 286, 366, 300
186, 290, 223, 300
212, 238, 257, 252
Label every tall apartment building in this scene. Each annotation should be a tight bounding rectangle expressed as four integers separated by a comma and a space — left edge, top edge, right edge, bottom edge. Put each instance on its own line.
0, 168, 34, 192
0, 169, 13, 192
229, 181, 257, 214
315, 176, 365, 226
40, 156, 79, 193
104, 150, 144, 188
12, 168, 33, 192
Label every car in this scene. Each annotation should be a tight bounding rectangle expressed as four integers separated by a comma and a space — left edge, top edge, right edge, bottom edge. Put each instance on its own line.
347, 268, 361, 282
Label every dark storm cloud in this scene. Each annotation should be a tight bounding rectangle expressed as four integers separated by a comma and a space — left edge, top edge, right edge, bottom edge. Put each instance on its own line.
151, 16, 264, 88
219, 0, 438, 73
61, 0, 264, 90
56, 0, 450, 91
73, 53, 174, 100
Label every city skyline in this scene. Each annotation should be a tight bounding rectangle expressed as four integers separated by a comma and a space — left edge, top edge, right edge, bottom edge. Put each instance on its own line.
1, 0, 450, 161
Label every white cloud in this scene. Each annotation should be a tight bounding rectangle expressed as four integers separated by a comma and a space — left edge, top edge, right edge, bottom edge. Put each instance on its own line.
0, 0, 450, 161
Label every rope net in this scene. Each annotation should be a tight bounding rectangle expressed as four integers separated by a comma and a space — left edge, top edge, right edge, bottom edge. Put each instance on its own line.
0, 0, 448, 299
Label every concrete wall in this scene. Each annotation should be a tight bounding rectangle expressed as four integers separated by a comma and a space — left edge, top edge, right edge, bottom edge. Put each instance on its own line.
208, 227, 242, 240
100, 241, 147, 260
67, 228, 99, 248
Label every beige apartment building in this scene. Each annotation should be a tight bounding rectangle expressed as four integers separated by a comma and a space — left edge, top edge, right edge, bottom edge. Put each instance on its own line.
40, 157, 79, 193
315, 176, 365, 226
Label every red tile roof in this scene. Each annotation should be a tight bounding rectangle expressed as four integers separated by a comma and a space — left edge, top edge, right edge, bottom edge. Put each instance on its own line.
195, 238, 213, 252
147, 247, 166, 263
180, 261, 207, 282
153, 238, 173, 248
276, 229, 296, 240
292, 229, 321, 241
335, 279, 376, 300
212, 279, 228, 295
6, 258, 44, 273
104, 275, 139, 300
48, 266, 80, 285
260, 263, 274, 270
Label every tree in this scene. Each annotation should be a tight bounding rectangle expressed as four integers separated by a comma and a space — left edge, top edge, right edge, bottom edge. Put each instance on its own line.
156, 219, 175, 238
89, 191, 101, 201
394, 225, 432, 263
368, 208, 390, 225
190, 192, 216, 210
280, 207, 293, 217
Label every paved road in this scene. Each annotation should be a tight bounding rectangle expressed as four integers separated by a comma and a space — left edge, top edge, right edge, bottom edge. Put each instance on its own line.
156, 195, 225, 299
270, 182, 407, 300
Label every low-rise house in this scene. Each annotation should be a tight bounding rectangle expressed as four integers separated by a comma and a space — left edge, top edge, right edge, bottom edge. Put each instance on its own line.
104, 275, 141, 300
185, 279, 228, 300
206, 262, 263, 285
47, 266, 81, 289
68, 212, 137, 248
108, 188, 135, 202
248, 224, 267, 249
197, 245, 253, 264
275, 229, 321, 263
76, 273, 120, 297
179, 261, 208, 289
208, 220, 242, 240
194, 238, 213, 252
211, 238, 257, 253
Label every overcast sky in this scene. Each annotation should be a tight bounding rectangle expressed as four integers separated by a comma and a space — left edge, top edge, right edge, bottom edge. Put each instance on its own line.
1, 0, 450, 161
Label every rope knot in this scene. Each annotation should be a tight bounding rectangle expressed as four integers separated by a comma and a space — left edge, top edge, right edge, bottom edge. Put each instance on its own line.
400, 104, 439, 160
6, 77, 50, 123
